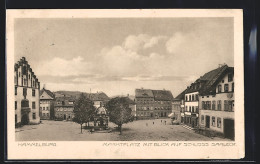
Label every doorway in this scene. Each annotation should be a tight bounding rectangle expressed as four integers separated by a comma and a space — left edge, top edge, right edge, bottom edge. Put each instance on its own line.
21, 113, 29, 125
63, 114, 66, 120
224, 119, 234, 140
206, 115, 210, 128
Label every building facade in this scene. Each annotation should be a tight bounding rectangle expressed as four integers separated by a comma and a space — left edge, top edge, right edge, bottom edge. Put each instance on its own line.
40, 88, 55, 120
199, 68, 234, 140
14, 57, 41, 127
135, 88, 173, 119
54, 96, 75, 121
183, 64, 231, 128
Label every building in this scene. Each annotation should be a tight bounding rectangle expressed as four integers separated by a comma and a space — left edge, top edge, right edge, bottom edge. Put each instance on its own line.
135, 88, 174, 119
124, 96, 136, 118
40, 87, 55, 120
199, 66, 234, 140
172, 89, 186, 123
14, 57, 41, 127
183, 64, 230, 128
54, 96, 75, 121
87, 92, 110, 108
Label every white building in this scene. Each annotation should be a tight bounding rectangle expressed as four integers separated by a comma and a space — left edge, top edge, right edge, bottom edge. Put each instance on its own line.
14, 57, 40, 127
199, 67, 234, 140
40, 87, 55, 120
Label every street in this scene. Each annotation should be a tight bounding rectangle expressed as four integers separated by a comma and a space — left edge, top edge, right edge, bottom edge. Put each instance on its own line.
16, 119, 230, 141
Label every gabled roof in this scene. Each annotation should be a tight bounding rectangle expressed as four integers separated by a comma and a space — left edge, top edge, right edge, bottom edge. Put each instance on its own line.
40, 88, 55, 99
135, 89, 154, 98
174, 89, 187, 100
87, 92, 110, 101
152, 90, 174, 101
185, 64, 233, 95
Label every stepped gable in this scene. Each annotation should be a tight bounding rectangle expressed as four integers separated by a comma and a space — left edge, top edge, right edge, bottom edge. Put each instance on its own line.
135, 89, 154, 98
40, 88, 55, 99
152, 90, 174, 101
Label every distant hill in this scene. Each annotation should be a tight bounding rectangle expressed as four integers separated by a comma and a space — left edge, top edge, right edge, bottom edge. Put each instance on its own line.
54, 91, 110, 101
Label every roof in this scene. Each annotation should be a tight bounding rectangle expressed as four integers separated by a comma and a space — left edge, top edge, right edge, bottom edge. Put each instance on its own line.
185, 64, 233, 95
40, 88, 55, 99
124, 97, 136, 105
54, 96, 75, 107
87, 92, 110, 101
174, 89, 187, 100
152, 90, 174, 101
135, 89, 154, 98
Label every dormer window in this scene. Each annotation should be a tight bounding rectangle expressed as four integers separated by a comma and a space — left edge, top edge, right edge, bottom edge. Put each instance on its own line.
224, 84, 229, 92
217, 85, 222, 93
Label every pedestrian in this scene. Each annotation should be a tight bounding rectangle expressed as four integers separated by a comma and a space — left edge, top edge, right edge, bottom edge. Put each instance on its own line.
165, 120, 166, 125
153, 122, 154, 125
161, 120, 162, 124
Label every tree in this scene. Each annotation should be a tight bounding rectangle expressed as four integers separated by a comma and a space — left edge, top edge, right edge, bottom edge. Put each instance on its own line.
73, 93, 95, 133
106, 97, 133, 135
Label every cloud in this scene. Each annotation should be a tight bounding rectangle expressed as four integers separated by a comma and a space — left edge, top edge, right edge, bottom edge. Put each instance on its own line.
34, 56, 93, 76
123, 34, 166, 51
165, 32, 186, 54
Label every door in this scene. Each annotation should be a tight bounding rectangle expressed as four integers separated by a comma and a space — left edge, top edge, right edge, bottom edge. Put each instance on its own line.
21, 113, 29, 125
63, 114, 66, 120
224, 119, 234, 140
206, 115, 210, 128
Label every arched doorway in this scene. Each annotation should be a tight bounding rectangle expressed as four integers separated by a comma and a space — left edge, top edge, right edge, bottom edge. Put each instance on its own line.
21, 113, 29, 125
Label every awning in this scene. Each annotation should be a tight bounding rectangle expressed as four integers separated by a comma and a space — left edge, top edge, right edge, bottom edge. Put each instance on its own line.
168, 113, 174, 118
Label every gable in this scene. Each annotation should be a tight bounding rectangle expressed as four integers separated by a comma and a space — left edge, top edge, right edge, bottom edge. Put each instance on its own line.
40, 91, 54, 100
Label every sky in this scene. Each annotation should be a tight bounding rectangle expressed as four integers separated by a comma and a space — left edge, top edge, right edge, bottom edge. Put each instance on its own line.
14, 17, 234, 97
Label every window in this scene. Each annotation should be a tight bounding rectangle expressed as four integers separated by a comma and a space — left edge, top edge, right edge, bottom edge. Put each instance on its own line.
218, 85, 222, 93
24, 79, 27, 85
62, 101, 65, 105
217, 117, 221, 128
46, 107, 49, 111
19, 72, 20, 77
23, 87, 27, 97
195, 107, 198, 113
192, 95, 194, 101
189, 95, 191, 101
32, 89, 35, 96
202, 101, 206, 109
228, 73, 233, 82
208, 101, 211, 110
212, 117, 215, 126
185, 96, 188, 101
33, 113, 36, 119
15, 114, 17, 123
212, 101, 216, 110
32, 102, 36, 109
15, 101, 17, 110
185, 106, 187, 112
189, 106, 191, 112
224, 100, 228, 111
192, 106, 194, 113
224, 84, 229, 92
222, 80, 224, 83
43, 113, 45, 116
217, 100, 222, 110
29, 74, 30, 79
40, 107, 42, 110
195, 94, 199, 101
232, 83, 234, 92
15, 87, 17, 95
43, 107, 45, 110
201, 115, 204, 124
47, 113, 49, 117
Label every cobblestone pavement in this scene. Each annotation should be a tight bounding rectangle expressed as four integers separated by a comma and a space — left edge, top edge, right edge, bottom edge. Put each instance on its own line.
16, 119, 230, 141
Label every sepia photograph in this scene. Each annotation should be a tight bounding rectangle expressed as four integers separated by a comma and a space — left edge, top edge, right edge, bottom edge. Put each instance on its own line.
7, 9, 244, 159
